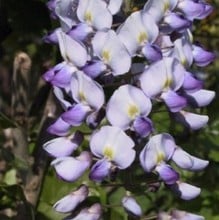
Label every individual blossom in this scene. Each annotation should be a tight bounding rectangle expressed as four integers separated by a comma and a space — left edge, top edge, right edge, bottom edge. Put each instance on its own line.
61, 71, 105, 126
122, 196, 143, 217
89, 126, 135, 181
51, 151, 92, 182
53, 185, 89, 213
106, 84, 152, 137
43, 30, 87, 88
140, 57, 187, 112
117, 10, 159, 58
77, 0, 112, 31
139, 133, 176, 173
91, 30, 131, 76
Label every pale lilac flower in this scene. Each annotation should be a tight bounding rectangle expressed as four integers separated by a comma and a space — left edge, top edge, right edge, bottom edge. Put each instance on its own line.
90, 126, 135, 181
92, 30, 131, 76
140, 133, 176, 172
61, 71, 105, 126
140, 58, 186, 112
106, 85, 152, 136
122, 196, 142, 217
143, 0, 178, 23
140, 58, 185, 98
43, 131, 83, 157
51, 151, 92, 182
117, 11, 159, 56
77, 0, 112, 30
53, 185, 89, 213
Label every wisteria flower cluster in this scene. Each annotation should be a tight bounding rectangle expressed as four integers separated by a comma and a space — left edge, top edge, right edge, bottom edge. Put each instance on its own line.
43, 0, 215, 219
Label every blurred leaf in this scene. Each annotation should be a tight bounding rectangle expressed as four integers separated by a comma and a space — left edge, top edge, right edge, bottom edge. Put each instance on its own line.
3, 169, 17, 185
0, 112, 17, 129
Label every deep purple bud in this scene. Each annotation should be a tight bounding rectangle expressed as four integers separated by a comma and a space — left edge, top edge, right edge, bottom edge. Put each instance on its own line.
193, 44, 215, 67
89, 159, 111, 182
155, 163, 180, 185
133, 116, 153, 137
122, 196, 142, 217
141, 43, 162, 62
53, 185, 89, 213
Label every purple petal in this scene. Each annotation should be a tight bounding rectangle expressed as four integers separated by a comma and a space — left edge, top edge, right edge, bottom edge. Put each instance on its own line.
122, 196, 142, 217
53, 185, 89, 213
47, 117, 71, 136
182, 72, 203, 92
155, 163, 180, 185
67, 23, 93, 42
61, 104, 91, 126
193, 44, 215, 67
161, 90, 187, 113
133, 116, 153, 137
172, 147, 209, 171
141, 43, 162, 62
177, 0, 205, 20
43, 131, 83, 157
82, 60, 107, 78
43, 28, 59, 44
169, 182, 201, 200
89, 159, 111, 182
51, 152, 92, 182
185, 89, 215, 108
174, 111, 209, 130
163, 13, 191, 31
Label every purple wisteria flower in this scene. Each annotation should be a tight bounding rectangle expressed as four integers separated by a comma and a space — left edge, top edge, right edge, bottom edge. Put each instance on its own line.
122, 196, 142, 217
89, 126, 135, 181
106, 84, 152, 136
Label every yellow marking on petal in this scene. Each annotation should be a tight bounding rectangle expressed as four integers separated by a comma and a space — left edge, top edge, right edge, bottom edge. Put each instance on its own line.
163, 0, 170, 12
102, 50, 111, 62
127, 104, 139, 119
137, 32, 147, 44
79, 91, 86, 102
156, 152, 165, 164
163, 77, 173, 89
103, 146, 114, 160
85, 11, 92, 23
